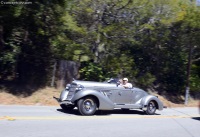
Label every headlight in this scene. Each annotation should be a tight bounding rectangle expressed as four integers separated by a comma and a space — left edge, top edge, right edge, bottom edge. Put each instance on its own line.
76, 84, 84, 91
65, 84, 71, 90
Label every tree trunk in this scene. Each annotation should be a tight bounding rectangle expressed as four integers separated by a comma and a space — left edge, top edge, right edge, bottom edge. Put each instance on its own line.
185, 42, 192, 105
51, 61, 57, 87
0, 25, 4, 50
56, 60, 80, 89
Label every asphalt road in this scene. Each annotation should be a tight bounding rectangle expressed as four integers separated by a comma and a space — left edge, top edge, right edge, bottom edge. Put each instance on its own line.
0, 105, 199, 137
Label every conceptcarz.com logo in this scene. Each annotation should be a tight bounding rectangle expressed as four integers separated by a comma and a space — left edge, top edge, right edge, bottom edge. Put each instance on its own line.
1, 1, 32, 5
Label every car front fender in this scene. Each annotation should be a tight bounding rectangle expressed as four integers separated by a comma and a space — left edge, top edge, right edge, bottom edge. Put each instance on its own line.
71, 89, 115, 110
141, 95, 163, 110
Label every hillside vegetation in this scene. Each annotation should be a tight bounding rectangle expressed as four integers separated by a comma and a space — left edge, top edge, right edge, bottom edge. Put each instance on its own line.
0, 0, 200, 100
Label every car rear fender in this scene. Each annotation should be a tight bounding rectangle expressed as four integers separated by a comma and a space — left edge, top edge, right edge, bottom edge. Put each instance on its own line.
71, 89, 114, 110
141, 95, 163, 110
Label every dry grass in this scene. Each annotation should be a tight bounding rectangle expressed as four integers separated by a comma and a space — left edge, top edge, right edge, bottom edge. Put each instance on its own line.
0, 87, 199, 107
0, 87, 60, 106
149, 91, 199, 107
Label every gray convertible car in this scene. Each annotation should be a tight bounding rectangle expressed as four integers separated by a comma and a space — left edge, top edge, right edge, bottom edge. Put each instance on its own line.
54, 80, 164, 116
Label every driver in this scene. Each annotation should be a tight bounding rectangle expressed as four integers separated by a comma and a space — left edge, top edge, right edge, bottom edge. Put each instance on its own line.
120, 78, 132, 88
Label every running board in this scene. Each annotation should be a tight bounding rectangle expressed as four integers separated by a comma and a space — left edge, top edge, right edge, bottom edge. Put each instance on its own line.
114, 104, 142, 109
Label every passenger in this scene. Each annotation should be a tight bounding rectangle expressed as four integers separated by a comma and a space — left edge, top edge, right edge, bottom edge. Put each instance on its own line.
121, 78, 132, 88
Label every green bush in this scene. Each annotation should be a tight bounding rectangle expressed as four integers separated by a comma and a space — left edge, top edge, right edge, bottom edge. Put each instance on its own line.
79, 62, 105, 81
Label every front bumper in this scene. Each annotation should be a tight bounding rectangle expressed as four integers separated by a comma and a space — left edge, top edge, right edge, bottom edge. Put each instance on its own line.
53, 96, 74, 105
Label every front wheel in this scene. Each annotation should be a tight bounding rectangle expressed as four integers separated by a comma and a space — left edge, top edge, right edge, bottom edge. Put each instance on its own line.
77, 97, 97, 116
145, 101, 156, 115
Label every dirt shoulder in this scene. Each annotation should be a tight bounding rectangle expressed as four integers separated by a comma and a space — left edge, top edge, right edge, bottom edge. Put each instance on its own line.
0, 87, 199, 107
0, 87, 60, 106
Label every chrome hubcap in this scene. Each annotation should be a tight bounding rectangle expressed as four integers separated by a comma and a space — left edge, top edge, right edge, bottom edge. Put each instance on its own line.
83, 99, 94, 111
149, 102, 155, 112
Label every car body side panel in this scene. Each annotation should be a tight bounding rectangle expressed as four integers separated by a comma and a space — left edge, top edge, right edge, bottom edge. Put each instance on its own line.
87, 87, 135, 104
131, 88, 148, 104
141, 95, 163, 110
114, 89, 133, 104
71, 89, 115, 110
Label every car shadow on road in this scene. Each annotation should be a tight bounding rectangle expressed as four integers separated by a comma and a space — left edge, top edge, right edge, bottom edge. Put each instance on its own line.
56, 108, 160, 116
192, 117, 200, 121
57, 109, 81, 115
96, 109, 161, 116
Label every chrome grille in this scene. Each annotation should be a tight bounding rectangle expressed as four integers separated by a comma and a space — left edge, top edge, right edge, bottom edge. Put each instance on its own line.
66, 87, 76, 100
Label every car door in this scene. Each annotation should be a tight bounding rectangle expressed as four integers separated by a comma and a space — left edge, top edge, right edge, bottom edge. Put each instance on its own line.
114, 88, 133, 104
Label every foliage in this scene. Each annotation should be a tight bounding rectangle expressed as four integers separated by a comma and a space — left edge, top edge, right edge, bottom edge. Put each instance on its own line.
0, 0, 200, 96
79, 62, 105, 81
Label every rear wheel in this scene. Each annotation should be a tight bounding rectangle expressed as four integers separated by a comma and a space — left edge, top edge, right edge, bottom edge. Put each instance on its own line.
77, 97, 97, 116
145, 101, 156, 115
60, 104, 74, 112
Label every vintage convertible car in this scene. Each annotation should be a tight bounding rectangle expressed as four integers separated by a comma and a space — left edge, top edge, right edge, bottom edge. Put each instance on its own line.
54, 80, 164, 116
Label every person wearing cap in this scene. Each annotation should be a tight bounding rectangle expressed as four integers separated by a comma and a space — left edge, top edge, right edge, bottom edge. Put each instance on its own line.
121, 78, 132, 88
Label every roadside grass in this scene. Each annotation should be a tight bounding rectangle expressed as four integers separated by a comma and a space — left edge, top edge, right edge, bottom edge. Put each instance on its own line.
0, 87, 60, 106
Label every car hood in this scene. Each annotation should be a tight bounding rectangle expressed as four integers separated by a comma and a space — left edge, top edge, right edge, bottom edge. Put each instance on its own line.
72, 80, 117, 88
